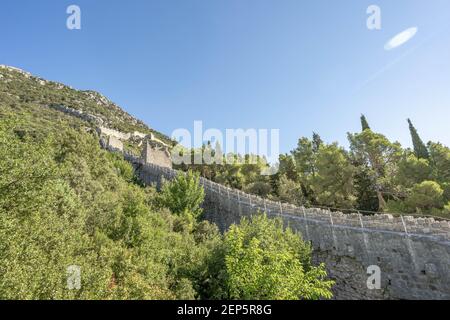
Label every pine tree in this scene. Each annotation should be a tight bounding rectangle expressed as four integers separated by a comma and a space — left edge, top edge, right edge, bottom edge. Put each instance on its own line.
312, 132, 323, 153
360, 114, 371, 131
347, 130, 403, 211
408, 119, 429, 159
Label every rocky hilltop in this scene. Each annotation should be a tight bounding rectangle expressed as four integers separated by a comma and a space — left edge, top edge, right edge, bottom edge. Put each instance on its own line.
0, 65, 174, 153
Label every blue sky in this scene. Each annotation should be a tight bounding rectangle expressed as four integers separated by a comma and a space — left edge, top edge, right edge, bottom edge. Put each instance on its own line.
1, 0, 450, 153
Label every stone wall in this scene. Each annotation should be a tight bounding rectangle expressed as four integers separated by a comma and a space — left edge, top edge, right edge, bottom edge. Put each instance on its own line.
99, 126, 132, 140
108, 136, 124, 151
49, 104, 104, 125
141, 141, 172, 169
122, 154, 450, 300
48, 105, 148, 143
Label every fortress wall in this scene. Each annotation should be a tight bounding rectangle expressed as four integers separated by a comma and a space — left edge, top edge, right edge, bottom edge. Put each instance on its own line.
108, 136, 124, 151
122, 154, 450, 300
144, 148, 172, 169
48, 104, 105, 125
99, 126, 131, 140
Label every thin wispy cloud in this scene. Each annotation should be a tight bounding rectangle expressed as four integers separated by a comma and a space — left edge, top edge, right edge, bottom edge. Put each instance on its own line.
356, 27, 444, 91
384, 27, 418, 51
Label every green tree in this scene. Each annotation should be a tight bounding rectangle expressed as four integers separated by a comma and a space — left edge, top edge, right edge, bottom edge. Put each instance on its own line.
360, 114, 371, 131
396, 153, 431, 188
161, 170, 205, 220
428, 142, 450, 184
408, 119, 429, 159
310, 143, 356, 208
243, 181, 272, 198
353, 161, 379, 212
222, 215, 333, 300
292, 137, 316, 178
277, 174, 304, 206
0, 120, 114, 299
291, 137, 318, 203
278, 154, 299, 182
444, 202, 450, 215
348, 130, 402, 211
442, 183, 450, 204
405, 181, 444, 213
312, 132, 323, 153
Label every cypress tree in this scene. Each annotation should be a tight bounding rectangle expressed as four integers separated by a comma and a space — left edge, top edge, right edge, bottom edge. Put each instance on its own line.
312, 132, 323, 153
408, 119, 429, 159
360, 114, 371, 131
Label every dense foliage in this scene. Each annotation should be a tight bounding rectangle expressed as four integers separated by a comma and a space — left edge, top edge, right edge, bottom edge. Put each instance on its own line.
0, 111, 332, 300
182, 116, 450, 217
222, 215, 334, 300
160, 171, 205, 220
0, 115, 212, 299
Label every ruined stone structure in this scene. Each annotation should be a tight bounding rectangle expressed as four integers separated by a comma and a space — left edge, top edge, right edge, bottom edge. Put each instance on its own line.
120, 153, 450, 300
107, 136, 124, 152
46, 94, 173, 168
47, 105, 153, 152
141, 140, 172, 169
50, 104, 105, 125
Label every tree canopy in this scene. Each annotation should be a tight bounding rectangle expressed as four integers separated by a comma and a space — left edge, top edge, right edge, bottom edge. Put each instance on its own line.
183, 119, 450, 218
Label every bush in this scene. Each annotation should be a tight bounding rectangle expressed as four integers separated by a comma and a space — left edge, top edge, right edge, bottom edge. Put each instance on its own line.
385, 200, 410, 214
405, 181, 444, 213
160, 170, 205, 220
221, 214, 334, 300
443, 202, 450, 215
277, 174, 304, 206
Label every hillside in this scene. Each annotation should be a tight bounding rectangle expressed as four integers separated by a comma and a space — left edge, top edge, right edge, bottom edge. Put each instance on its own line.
0, 66, 333, 300
0, 65, 174, 151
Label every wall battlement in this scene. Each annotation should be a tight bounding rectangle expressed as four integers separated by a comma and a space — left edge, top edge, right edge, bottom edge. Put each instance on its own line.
121, 151, 450, 300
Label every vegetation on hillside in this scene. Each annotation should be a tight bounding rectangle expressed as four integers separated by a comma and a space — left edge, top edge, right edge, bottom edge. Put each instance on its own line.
0, 111, 333, 300
0, 66, 174, 148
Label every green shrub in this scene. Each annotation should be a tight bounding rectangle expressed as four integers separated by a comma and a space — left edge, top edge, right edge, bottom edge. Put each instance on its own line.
160, 170, 205, 220
222, 214, 334, 300
405, 181, 444, 213
443, 202, 450, 215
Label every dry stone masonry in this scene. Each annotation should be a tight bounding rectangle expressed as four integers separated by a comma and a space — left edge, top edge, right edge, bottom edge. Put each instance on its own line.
117, 151, 450, 300
141, 140, 172, 169
49, 103, 172, 164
